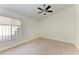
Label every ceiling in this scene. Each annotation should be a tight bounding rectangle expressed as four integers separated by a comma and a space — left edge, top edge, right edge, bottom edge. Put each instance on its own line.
0, 4, 73, 20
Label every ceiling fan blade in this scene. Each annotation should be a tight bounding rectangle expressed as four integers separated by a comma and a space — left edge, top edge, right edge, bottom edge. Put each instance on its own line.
45, 6, 51, 10
38, 7, 43, 11
47, 10, 53, 13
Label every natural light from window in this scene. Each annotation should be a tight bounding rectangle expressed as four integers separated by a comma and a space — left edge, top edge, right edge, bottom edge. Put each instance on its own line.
0, 16, 21, 41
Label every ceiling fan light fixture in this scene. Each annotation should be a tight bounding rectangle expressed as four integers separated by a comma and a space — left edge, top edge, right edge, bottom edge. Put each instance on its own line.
44, 13, 46, 15
37, 4, 53, 15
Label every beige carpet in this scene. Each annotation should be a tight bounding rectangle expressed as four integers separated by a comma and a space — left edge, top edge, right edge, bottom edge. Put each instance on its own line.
0, 38, 79, 55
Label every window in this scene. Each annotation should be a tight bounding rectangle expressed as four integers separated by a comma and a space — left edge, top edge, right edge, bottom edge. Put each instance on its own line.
0, 16, 21, 41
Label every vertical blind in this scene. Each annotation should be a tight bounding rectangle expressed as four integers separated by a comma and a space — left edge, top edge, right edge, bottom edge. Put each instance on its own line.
0, 16, 21, 41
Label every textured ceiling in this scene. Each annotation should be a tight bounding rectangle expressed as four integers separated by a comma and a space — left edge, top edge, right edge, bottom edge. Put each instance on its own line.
0, 4, 73, 20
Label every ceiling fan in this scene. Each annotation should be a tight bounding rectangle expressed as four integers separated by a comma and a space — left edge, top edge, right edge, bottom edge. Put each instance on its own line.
37, 4, 53, 15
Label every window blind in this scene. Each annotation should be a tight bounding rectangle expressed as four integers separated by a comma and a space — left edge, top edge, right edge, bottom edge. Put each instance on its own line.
0, 16, 21, 41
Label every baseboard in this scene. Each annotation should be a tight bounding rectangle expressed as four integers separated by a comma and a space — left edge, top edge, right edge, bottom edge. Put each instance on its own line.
0, 36, 39, 53
39, 36, 74, 44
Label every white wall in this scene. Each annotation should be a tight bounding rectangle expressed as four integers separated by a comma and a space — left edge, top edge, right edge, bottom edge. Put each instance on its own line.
75, 5, 79, 48
0, 8, 39, 50
40, 5, 76, 43
22, 17, 39, 40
